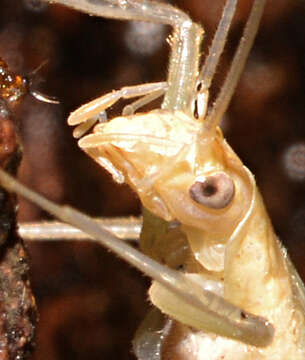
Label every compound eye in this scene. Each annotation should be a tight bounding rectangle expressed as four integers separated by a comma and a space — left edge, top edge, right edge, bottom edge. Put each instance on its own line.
189, 172, 235, 209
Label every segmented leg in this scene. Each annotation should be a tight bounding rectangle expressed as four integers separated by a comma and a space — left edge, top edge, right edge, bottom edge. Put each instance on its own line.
43, 0, 190, 27
122, 87, 167, 116
0, 168, 273, 347
43, 0, 201, 113
69, 81, 167, 137
38, 0, 274, 351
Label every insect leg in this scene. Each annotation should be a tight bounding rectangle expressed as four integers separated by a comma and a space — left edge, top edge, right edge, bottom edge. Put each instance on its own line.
18, 217, 141, 242
0, 168, 274, 347
41, 0, 190, 27
122, 87, 167, 116
69, 81, 167, 129
42, 0, 202, 113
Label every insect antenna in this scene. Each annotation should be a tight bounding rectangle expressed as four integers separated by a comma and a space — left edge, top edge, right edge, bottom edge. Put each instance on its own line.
204, 0, 266, 129
16, 59, 60, 104
26, 60, 60, 104
27, 59, 49, 77
199, 0, 238, 93
3, 0, 274, 348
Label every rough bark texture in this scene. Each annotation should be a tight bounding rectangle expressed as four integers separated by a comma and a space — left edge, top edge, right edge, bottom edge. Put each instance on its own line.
0, 99, 36, 360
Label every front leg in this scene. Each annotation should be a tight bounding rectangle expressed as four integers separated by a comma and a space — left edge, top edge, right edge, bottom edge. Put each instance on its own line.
69, 82, 167, 137
42, 0, 190, 27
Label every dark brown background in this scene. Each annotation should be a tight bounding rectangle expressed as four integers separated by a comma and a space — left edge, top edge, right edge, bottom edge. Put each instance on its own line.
0, 0, 304, 359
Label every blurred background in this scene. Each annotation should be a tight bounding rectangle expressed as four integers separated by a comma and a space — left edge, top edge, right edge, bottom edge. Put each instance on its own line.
0, 0, 304, 358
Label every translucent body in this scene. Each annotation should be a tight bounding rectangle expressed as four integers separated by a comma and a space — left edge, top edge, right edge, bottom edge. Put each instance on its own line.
77, 108, 305, 358
0, 0, 303, 359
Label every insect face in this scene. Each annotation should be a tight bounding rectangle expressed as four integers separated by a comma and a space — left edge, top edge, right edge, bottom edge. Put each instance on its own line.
79, 109, 252, 238
1, 0, 304, 358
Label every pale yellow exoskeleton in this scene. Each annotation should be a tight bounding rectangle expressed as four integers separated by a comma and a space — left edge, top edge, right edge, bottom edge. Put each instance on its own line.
0, 0, 304, 359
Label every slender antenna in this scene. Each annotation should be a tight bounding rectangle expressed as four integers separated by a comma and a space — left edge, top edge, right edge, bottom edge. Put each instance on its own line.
27, 59, 49, 77
25, 60, 60, 104
199, 0, 238, 92
204, 0, 266, 129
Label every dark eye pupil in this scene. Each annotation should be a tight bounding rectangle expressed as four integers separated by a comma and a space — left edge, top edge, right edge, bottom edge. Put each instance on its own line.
189, 172, 235, 209
202, 183, 217, 197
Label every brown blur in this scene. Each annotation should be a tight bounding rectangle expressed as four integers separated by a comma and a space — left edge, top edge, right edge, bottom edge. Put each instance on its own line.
0, 0, 304, 359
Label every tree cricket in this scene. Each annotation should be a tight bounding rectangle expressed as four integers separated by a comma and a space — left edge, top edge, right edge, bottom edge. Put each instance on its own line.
0, 0, 305, 358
